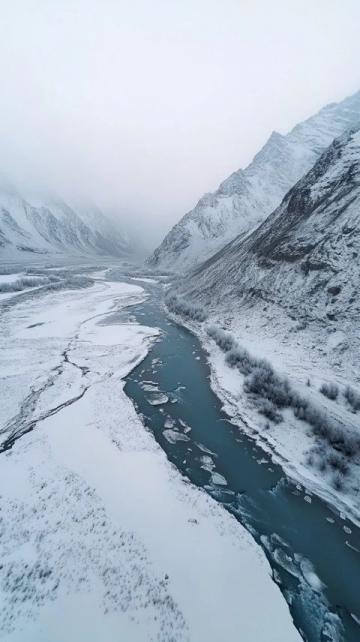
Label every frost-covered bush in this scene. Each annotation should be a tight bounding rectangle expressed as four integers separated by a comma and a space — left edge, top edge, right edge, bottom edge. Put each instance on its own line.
225, 347, 255, 375
344, 386, 360, 413
326, 452, 349, 475
206, 323, 360, 455
293, 396, 359, 457
206, 325, 235, 352
332, 472, 344, 491
306, 446, 349, 477
244, 366, 293, 408
46, 276, 94, 291
207, 326, 270, 376
257, 399, 283, 423
165, 292, 207, 322
0, 265, 20, 275
0, 274, 94, 295
320, 382, 339, 400
0, 276, 48, 292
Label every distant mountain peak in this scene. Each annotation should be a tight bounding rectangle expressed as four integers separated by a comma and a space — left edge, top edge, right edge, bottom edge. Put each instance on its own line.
0, 186, 135, 260
148, 89, 360, 272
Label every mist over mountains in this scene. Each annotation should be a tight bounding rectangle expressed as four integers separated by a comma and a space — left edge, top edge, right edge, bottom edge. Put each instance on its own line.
0, 178, 144, 260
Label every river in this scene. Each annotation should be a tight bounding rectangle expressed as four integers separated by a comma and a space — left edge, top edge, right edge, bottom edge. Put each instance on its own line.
110, 276, 360, 642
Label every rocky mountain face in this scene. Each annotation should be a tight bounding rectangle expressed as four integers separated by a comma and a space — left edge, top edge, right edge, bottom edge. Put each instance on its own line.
0, 184, 132, 259
181, 127, 360, 329
149, 91, 360, 272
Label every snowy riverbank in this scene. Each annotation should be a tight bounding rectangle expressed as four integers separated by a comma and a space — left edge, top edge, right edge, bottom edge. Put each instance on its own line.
168, 301, 360, 528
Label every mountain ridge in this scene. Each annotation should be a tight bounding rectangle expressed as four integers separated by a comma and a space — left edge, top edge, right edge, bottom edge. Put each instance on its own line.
149, 90, 360, 271
180, 125, 360, 331
0, 183, 134, 259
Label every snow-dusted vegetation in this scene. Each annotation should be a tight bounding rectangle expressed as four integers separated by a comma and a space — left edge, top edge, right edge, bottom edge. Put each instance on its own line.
165, 291, 207, 322
344, 386, 360, 413
320, 382, 339, 401
206, 323, 360, 493
0, 276, 47, 292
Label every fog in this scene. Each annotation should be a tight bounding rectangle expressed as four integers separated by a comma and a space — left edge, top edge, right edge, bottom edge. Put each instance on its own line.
1, 0, 360, 249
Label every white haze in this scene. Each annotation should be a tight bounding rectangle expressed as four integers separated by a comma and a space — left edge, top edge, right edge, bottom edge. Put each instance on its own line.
0, 0, 360, 249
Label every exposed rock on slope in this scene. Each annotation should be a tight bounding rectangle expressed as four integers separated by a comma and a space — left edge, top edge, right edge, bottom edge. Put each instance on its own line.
149, 91, 360, 271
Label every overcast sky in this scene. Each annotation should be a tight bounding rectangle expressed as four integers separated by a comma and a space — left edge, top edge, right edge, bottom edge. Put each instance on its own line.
1, 0, 360, 248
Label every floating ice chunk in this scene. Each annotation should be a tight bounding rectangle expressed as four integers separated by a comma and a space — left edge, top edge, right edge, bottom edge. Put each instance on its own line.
164, 417, 175, 429
304, 495, 312, 504
195, 442, 216, 456
211, 472, 227, 486
346, 541, 360, 553
163, 430, 190, 444
179, 419, 191, 433
343, 525, 352, 535
299, 559, 324, 592
141, 383, 159, 392
273, 549, 300, 579
350, 612, 360, 626
200, 455, 215, 473
147, 392, 169, 406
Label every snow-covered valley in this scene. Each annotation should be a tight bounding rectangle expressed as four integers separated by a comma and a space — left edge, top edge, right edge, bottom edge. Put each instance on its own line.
0, 264, 305, 642
1, 3, 360, 640
1, 82, 359, 642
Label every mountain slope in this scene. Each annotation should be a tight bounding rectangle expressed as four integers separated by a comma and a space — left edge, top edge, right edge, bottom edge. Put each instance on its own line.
149, 90, 360, 271
0, 185, 132, 259
173, 128, 360, 525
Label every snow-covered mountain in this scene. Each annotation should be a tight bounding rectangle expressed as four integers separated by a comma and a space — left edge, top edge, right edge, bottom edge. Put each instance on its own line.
182, 126, 360, 328
149, 90, 360, 271
0, 183, 133, 259
173, 127, 360, 529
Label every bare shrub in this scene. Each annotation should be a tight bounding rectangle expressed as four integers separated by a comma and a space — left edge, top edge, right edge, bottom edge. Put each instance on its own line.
166, 292, 207, 322
225, 347, 257, 375
244, 366, 293, 408
332, 473, 344, 491
0, 276, 47, 292
326, 452, 349, 476
344, 386, 360, 413
207, 326, 235, 351
206, 323, 360, 457
257, 399, 283, 423
320, 382, 339, 400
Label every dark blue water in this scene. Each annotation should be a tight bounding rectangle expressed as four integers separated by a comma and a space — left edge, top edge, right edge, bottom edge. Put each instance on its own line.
112, 278, 360, 641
